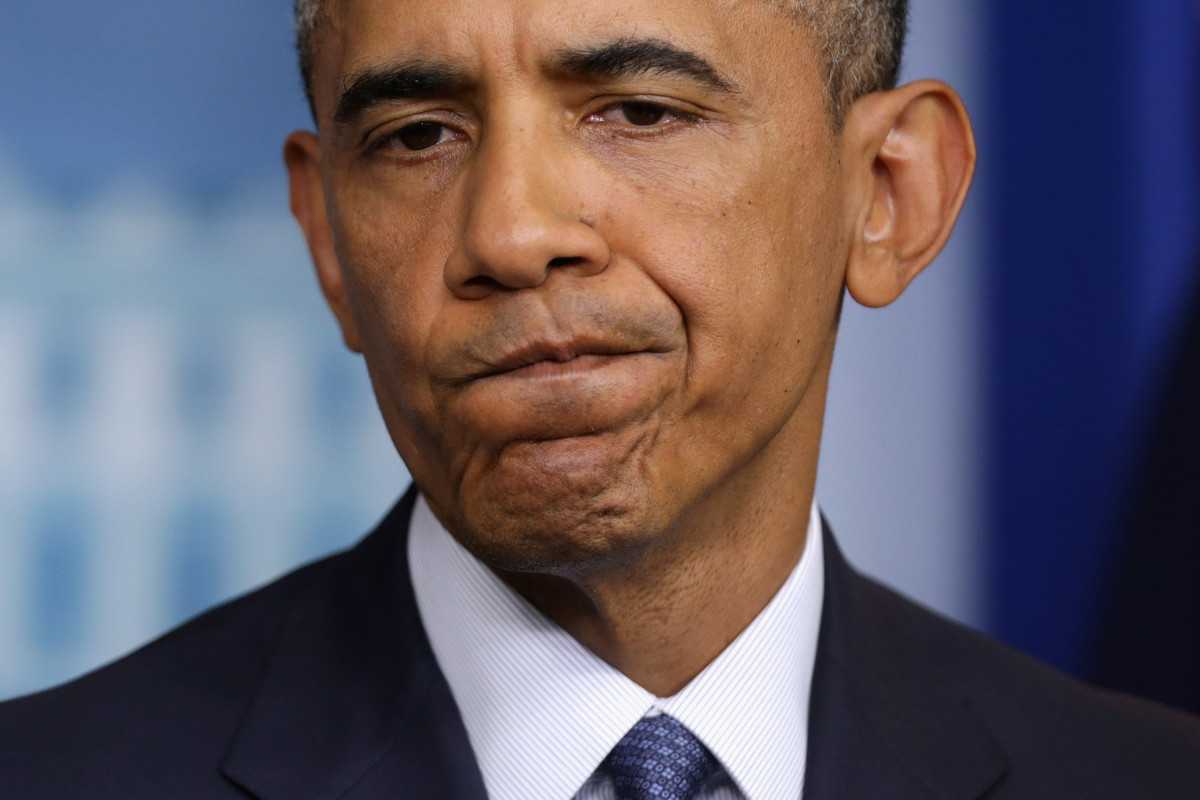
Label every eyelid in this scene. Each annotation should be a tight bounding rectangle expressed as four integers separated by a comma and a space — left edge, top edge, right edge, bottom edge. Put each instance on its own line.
363, 113, 471, 156
586, 97, 703, 126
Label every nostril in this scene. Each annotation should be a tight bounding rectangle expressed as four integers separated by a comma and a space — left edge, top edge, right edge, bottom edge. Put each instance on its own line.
548, 256, 584, 268
462, 275, 504, 291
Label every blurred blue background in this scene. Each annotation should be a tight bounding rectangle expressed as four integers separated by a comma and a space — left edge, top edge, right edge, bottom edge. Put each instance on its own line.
1, 1, 1197, 704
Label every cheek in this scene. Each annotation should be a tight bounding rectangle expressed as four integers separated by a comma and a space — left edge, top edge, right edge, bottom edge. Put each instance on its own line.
332, 176, 457, 344
602, 145, 843, 384
329, 184, 461, 437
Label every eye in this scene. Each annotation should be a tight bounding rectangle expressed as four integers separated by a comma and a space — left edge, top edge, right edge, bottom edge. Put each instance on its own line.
613, 101, 671, 126
588, 101, 692, 128
378, 121, 460, 153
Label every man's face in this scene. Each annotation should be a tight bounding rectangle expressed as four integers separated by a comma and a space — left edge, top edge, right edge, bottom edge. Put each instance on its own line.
302, 0, 849, 572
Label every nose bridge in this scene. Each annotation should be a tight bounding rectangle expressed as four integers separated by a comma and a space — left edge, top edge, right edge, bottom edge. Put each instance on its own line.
468, 107, 562, 250
445, 94, 609, 296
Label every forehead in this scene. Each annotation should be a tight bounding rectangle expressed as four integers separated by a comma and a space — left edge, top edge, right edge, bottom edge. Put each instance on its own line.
313, 0, 819, 109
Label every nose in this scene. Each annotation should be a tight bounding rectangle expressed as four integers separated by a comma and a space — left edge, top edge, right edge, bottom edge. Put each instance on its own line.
444, 127, 611, 299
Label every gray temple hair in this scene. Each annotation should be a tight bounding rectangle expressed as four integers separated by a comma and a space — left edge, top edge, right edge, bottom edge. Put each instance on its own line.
292, 0, 907, 126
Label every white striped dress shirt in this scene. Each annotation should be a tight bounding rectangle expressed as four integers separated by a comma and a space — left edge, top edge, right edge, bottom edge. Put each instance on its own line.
409, 496, 824, 800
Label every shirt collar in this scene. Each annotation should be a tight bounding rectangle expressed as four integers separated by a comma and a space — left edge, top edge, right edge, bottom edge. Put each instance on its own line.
409, 495, 824, 800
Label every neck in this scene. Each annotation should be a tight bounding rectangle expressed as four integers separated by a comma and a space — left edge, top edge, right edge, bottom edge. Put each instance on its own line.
498, 362, 828, 697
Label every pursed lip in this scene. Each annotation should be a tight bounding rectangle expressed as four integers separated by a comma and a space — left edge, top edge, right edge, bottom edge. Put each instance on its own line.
463, 337, 654, 384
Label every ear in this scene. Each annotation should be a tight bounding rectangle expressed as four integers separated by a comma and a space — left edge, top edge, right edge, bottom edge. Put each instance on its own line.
284, 131, 362, 353
840, 80, 976, 308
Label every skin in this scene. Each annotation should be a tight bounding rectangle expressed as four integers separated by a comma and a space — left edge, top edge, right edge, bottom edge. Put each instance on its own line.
286, 0, 975, 695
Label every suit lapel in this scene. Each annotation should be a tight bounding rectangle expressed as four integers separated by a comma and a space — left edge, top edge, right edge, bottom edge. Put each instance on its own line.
218, 497, 1008, 800
804, 522, 1010, 800
220, 488, 488, 800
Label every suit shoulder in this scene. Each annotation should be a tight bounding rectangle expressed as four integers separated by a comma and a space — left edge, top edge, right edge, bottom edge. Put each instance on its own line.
858, 573, 1200, 792
0, 546, 349, 797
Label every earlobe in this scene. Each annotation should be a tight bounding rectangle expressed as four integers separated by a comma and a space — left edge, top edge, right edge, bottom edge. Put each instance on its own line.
284, 131, 363, 353
841, 80, 976, 309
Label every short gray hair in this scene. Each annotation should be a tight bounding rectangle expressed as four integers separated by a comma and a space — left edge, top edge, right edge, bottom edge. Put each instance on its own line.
294, 0, 325, 112
798, 0, 909, 122
293, 0, 907, 125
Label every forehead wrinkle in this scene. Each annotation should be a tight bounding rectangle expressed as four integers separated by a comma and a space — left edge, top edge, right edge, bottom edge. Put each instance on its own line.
310, 0, 821, 124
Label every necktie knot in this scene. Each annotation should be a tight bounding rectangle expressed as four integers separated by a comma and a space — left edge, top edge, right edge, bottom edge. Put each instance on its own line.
608, 715, 718, 800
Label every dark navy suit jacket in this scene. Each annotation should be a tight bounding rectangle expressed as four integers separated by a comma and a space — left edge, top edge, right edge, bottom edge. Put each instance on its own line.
2, 488, 1199, 798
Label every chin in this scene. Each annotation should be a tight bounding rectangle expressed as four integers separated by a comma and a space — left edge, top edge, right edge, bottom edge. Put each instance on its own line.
451, 435, 668, 575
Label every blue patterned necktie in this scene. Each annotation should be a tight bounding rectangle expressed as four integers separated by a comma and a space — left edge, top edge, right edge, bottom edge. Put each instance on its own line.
607, 715, 719, 800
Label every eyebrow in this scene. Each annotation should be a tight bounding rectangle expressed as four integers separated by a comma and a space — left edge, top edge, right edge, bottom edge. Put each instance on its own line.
332, 38, 739, 129
334, 61, 471, 128
549, 39, 739, 94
